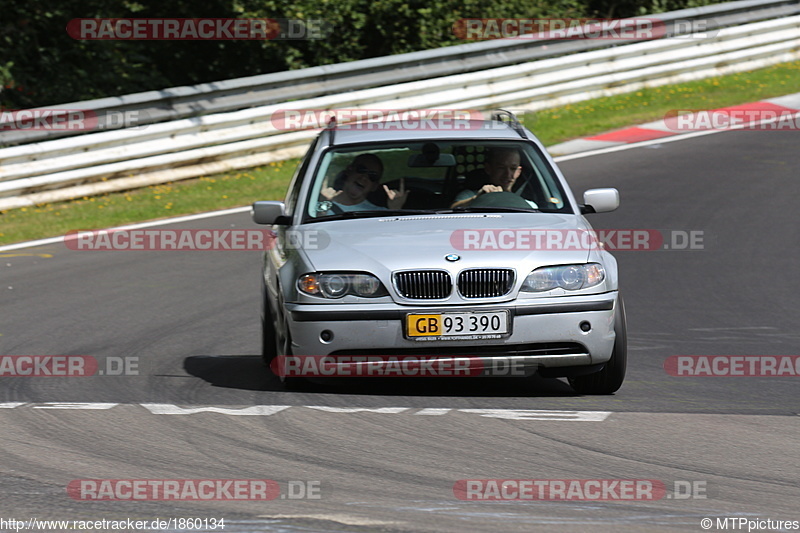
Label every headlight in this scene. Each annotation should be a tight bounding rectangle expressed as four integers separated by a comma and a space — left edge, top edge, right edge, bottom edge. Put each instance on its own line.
298, 273, 388, 298
320, 274, 347, 297
521, 263, 605, 292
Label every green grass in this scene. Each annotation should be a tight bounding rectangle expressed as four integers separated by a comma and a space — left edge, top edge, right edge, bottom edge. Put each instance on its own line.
0, 166, 295, 245
522, 61, 800, 146
2, 60, 800, 246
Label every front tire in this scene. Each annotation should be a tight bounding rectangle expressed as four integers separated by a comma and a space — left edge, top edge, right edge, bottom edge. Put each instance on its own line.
263, 289, 306, 390
261, 290, 278, 367
568, 295, 627, 395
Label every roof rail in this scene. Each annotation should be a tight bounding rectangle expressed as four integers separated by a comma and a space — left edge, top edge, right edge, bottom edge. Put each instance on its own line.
326, 116, 337, 146
491, 109, 526, 139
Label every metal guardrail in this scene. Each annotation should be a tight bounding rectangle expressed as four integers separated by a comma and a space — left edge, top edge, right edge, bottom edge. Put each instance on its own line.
1, 0, 798, 210
2, 0, 796, 148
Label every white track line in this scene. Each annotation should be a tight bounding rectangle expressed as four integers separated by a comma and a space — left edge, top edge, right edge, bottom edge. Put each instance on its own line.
0, 206, 250, 252
554, 108, 800, 161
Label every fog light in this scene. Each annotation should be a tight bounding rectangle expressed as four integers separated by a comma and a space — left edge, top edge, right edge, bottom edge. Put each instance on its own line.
579, 321, 591, 332
320, 330, 334, 342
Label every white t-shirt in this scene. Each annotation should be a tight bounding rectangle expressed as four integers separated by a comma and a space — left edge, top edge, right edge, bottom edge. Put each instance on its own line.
315, 198, 384, 217
332, 199, 383, 212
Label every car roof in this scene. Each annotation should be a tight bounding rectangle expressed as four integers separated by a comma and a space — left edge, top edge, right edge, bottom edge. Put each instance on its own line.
323, 119, 534, 145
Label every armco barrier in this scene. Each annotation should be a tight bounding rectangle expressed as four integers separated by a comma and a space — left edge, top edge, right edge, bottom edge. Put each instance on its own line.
0, 0, 798, 210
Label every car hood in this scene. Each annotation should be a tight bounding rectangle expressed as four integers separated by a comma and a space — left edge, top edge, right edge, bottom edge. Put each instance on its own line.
300, 213, 595, 273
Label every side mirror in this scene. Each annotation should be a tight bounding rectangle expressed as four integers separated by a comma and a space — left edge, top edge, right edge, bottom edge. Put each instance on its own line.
252, 201, 289, 225
581, 188, 619, 214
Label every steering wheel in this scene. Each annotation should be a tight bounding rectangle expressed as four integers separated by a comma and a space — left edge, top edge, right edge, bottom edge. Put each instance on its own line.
470, 191, 535, 210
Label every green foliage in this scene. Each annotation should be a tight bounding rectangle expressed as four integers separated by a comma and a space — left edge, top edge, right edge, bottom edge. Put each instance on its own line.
2, 58, 799, 243
1, 0, 724, 108
586, 0, 720, 17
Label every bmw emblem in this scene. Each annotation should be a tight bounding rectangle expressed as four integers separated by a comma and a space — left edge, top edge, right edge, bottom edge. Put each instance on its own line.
445, 254, 460, 262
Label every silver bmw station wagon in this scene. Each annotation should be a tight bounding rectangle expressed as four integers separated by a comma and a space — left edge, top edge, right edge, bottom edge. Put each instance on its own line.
253, 112, 626, 394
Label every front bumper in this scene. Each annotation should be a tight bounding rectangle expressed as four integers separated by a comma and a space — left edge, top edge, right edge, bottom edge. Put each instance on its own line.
283, 292, 618, 371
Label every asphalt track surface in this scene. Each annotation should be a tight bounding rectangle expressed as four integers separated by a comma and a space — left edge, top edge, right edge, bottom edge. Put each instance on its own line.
1, 130, 798, 532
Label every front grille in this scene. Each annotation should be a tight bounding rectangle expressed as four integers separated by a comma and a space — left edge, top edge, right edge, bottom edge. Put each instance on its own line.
394, 270, 452, 299
457, 269, 515, 298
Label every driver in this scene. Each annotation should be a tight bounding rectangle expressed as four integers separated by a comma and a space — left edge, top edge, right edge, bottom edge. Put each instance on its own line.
450, 148, 536, 209
319, 154, 409, 213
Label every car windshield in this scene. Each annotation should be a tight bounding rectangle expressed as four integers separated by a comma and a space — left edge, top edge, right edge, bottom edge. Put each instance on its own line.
302, 140, 571, 221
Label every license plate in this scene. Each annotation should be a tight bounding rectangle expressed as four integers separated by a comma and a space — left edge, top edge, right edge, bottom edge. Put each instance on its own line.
406, 311, 509, 339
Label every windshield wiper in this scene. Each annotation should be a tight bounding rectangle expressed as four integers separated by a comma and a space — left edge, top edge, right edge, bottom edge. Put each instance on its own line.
320, 209, 439, 221
444, 206, 539, 214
